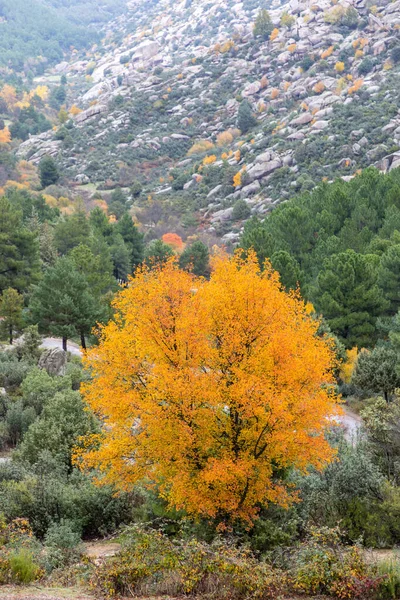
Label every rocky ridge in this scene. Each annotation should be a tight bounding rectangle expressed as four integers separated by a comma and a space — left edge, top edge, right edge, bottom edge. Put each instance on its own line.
16, 0, 400, 244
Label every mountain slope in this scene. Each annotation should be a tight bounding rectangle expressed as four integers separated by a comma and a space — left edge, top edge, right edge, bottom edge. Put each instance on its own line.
15, 0, 400, 244
0, 0, 127, 74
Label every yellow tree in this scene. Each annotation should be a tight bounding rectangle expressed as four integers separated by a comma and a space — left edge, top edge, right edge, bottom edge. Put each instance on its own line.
0, 128, 11, 144
0, 85, 17, 110
76, 253, 339, 523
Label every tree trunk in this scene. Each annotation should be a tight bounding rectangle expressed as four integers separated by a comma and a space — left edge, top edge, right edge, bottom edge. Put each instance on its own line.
80, 331, 86, 350
9, 325, 13, 345
62, 337, 67, 352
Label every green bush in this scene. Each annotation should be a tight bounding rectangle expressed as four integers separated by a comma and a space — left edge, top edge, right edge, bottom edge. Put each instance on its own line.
44, 520, 82, 571
376, 558, 400, 599
232, 199, 251, 221
9, 549, 41, 584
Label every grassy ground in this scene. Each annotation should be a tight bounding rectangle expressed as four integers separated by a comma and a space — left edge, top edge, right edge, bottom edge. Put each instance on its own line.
0, 586, 94, 599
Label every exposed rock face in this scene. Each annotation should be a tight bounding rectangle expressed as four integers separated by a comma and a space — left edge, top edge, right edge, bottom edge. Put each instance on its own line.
38, 348, 67, 377
75, 104, 108, 124
247, 159, 282, 182
133, 39, 161, 61
290, 113, 313, 126
13, 0, 400, 242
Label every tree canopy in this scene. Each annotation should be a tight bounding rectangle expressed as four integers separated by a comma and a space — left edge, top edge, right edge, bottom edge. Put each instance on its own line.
77, 253, 339, 524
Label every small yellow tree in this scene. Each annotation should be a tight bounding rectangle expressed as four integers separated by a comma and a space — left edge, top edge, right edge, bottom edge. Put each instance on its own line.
0, 128, 11, 144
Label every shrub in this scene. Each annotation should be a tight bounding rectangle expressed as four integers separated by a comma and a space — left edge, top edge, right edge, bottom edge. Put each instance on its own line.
376, 558, 400, 599
288, 527, 381, 598
300, 56, 314, 71
44, 520, 82, 571
232, 199, 251, 221
391, 46, 400, 64
9, 549, 41, 584
188, 140, 215, 156
91, 527, 282, 599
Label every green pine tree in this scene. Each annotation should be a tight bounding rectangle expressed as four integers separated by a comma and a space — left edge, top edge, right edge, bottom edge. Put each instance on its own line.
29, 257, 104, 350
0, 288, 24, 344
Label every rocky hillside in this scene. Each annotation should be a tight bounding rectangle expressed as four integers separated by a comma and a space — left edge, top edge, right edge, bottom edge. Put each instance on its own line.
16, 0, 400, 245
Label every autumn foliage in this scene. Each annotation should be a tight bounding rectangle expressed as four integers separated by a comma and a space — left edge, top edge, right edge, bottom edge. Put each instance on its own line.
77, 253, 339, 523
161, 232, 184, 250
0, 127, 11, 144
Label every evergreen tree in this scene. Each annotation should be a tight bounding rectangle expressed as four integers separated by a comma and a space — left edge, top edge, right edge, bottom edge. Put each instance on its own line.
378, 244, 400, 315
54, 211, 90, 255
237, 100, 257, 134
69, 243, 115, 298
253, 9, 273, 40
314, 250, 388, 348
144, 239, 174, 268
0, 197, 40, 293
89, 206, 113, 239
0, 288, 24, 344
110, 234, 131, 281
240, 217, 276, 268
271, 250, 302, 291
39, 155, 59, 188
179, 240, 210, 277
352, 345, 400, 402
29, 257, 103, 350
115, 213, 144, 271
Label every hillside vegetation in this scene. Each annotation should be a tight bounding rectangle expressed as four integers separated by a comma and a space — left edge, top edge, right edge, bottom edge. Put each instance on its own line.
2, 0, 400, 598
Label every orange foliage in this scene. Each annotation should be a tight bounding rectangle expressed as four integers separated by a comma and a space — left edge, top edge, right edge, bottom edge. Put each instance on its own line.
321, 46, 334, 59
70, 104, 82, 116
188, 140, 215, 156
76, 253, 339, 523
233, 170, 243, 187
0, 127, 11, 144
348, 78, 364, 94
313, 81, 325, 94
260, 75, 269, 89
287, 43, 296, 53
203, 155, 217, 165
270, 28, 279, 41
162, 233, 184, 250
271, 88, 280, 99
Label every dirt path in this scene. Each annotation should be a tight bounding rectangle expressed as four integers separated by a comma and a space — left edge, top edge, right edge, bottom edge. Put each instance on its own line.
84, 541, 121, 562
41, 338, 82, 357
0, 586, 94, 599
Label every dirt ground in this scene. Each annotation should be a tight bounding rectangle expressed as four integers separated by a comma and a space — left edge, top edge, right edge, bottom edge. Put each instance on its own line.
0, 586, 94, 599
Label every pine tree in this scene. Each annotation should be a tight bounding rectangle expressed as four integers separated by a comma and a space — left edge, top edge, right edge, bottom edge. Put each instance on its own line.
179, 240, 210, 277
110, 234, 131, 281
0, 288, 24, 344
0, 197, 40, 293
315, 250, 388, 348
253, 9, 273, 40
115, 213, 144, 271
29, 257, 103, 351
39, 155, 59, 188
237, 100, 257, 134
